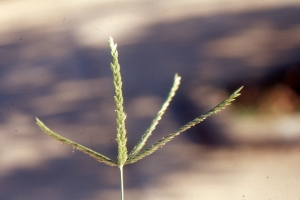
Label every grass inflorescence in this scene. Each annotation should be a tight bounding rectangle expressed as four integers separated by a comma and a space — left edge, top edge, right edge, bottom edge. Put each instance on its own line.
36, 37, 243, 200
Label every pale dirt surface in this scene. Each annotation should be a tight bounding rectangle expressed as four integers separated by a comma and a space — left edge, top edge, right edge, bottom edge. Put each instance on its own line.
1, 0, 300, 199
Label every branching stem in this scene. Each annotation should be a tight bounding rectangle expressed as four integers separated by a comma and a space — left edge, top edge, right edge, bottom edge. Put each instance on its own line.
35, 36, 243, 200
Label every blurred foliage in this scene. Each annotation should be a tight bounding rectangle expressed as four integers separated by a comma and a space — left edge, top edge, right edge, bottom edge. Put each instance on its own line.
233, 64, 300, 115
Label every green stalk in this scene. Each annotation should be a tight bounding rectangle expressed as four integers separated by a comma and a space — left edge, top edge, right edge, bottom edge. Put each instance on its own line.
119, 165, 124, 200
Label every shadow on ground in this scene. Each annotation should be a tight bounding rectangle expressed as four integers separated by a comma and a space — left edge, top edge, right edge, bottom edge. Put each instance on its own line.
1, 5, 300, 199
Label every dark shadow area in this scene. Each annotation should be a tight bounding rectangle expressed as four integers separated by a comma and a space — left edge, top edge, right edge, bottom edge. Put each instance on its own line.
231, 64, 300, 114
1, 4, 300, 199
0, 156, 118, 200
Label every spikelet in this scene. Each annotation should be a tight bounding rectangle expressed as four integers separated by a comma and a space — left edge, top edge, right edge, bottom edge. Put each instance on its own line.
128, 74, 181, 159
108, 37, 128, 166
126, 86, 243, 164
36, 118, 118, 166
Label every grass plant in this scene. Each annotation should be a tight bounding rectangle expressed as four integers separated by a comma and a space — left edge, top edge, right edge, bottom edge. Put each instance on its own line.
36, 37, 243, 200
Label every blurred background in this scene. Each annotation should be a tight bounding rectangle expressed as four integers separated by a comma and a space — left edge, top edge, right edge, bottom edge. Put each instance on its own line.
1, 0, 300, 199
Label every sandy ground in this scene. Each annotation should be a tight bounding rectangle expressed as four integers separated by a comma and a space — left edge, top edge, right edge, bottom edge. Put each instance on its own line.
1, 0, 300, 199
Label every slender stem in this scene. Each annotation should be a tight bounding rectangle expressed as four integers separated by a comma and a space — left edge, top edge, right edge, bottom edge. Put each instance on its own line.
119, 165, 124, 200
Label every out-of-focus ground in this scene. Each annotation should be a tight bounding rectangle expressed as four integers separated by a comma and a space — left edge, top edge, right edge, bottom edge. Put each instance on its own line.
1, 0, 300, 199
